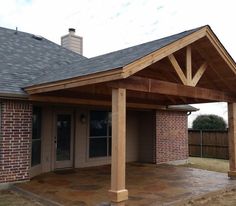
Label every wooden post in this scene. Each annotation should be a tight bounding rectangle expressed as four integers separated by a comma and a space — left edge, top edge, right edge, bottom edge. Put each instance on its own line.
228, 102, 236, 179
109, 88, 128, 202
186, 46, 192, 84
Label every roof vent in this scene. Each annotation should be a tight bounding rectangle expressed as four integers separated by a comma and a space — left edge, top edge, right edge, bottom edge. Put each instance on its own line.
15, 27, 18, 35
32, 35, 43, 41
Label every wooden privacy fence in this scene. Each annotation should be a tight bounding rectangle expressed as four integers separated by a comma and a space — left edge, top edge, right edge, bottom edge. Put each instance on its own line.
188, 129, 229, 159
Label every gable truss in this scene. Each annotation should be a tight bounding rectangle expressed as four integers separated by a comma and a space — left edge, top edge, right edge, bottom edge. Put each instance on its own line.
168, 46, 207, 86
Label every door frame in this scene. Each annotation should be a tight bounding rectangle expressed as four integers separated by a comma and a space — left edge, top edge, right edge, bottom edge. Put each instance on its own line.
53, 108, 75, 169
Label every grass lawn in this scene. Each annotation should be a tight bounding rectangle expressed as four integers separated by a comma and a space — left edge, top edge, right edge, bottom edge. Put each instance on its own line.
0, 190, 41, 206
185, 157, 229, 173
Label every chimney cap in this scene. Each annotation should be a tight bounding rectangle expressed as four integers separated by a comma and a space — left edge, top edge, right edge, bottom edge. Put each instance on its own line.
69, 28, 76, 33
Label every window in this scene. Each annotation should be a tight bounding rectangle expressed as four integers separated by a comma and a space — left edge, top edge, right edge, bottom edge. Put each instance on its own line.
89, 111, 111, 158
31, 106, 42, 166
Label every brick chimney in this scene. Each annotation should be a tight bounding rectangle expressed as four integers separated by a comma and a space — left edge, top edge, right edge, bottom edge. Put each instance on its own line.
61, 28, 83, 55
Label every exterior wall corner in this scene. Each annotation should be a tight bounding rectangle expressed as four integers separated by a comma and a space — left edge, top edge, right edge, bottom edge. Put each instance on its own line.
0, 100, 32, 184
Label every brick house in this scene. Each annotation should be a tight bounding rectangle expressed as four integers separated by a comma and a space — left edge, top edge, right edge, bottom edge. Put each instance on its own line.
0, 25, 236, 203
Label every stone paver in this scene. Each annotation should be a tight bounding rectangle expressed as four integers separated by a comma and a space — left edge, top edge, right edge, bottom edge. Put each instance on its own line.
16, 163, 236, 206
0, 190, 41, 206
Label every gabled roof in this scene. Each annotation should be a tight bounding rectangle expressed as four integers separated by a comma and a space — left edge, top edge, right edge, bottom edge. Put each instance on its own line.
28, 27, 202, 87
0, 25, 235, 98
25, 25, 236, 95
0, 26, 86, 96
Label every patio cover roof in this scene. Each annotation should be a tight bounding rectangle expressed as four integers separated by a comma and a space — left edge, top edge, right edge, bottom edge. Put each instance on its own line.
25, 25, 236, 107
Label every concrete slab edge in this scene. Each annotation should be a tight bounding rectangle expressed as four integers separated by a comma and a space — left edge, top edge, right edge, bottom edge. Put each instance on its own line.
12, 185, 63, 206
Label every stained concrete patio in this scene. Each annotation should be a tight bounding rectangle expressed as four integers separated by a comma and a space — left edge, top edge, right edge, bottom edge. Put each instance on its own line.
16, 163, 236, 206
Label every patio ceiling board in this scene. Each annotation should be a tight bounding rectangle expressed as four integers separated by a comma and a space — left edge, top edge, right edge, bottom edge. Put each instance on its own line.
193, 40, 236, 93
193, 36, 235, 76
206, 28, 236, 74
136, 60, 182, 84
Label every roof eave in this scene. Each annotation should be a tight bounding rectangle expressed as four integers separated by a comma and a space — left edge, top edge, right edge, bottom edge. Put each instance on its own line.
24, 67, 124, 95
0, 92, 29, 100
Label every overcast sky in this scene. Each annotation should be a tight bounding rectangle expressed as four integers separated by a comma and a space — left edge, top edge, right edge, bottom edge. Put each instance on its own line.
0, 0, 235, 127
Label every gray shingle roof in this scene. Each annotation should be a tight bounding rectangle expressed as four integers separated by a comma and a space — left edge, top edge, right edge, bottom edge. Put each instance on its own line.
0, 26, 204, 95
0, 27, 87, 96
29, 26, 203, 87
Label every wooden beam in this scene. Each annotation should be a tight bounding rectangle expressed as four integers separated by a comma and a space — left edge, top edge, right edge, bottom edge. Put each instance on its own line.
228, 103, 236, 179
168, 54, 187, 85
108, 76, 236, 102
191, 62, 207, 86
186, 46, 192, 84
109, 88, 128, 202
29, 94, 168, 110
29, 95, 110, 107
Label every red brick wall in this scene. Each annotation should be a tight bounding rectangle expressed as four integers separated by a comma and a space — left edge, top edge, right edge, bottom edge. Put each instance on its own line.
0, 100, 32, 184
156, 110, 188, 164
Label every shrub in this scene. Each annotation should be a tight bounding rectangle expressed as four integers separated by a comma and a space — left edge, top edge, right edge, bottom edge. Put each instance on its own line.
192, 114, 227, 130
